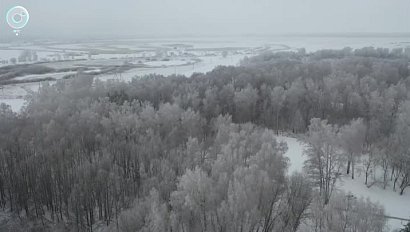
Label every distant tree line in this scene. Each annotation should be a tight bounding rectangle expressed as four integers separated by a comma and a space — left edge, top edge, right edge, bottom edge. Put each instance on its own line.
1, 46, 409, 231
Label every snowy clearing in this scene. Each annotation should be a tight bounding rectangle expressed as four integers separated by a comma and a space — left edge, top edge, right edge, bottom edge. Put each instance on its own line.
278, 136, 410, 231
276, 135, 308, 174
0, 99, 26, 112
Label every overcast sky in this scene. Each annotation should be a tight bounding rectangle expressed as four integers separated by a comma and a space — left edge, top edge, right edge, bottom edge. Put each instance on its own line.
1, 0, 409, 39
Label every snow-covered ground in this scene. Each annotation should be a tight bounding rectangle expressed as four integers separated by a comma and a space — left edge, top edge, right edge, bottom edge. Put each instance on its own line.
145, 59, 191, 67
14, 71, 76, 81
0, 82, 41, 111
0, 50, 23, 60
0, 82, 41, 98
95, 54, 244, 82
276, 135, 308, 174
0, 99, 26, 112
278, 135, 410, 231
339, 175, 410, 231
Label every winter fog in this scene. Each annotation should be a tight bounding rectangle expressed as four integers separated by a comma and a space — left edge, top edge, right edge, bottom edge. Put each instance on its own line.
1, 0, 409, 39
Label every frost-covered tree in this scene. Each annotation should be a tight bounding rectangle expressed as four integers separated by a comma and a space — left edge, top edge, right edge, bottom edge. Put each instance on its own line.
392, 101, 410, 195
0, 48, 409, 231
339, 118, 366, 179
279, 173, 312, 232
233, 84, 258, 123
170, 168, 215, 232
308, 191, 386, 232
271, 86, 286, 134
304, 118, 342, 204
118, 189, 169, 232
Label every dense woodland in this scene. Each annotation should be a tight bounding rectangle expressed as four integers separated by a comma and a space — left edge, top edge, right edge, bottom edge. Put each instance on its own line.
1, 47, 410, 231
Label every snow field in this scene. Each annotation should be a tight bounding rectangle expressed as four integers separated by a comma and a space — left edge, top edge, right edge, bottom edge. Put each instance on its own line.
278, 136, 410, 231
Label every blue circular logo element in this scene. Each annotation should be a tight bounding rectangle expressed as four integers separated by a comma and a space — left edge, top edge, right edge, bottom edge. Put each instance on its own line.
6, 6, 30, 30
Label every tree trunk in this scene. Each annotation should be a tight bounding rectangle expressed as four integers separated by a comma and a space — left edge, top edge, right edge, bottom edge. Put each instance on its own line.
365, 159, 371, 186
383, 168, 388, 189
391, 167, 395, 181
351, 158, 355, 180
276, 111, 280, 135
399, 175, 409, 195
393, 176, 399, 191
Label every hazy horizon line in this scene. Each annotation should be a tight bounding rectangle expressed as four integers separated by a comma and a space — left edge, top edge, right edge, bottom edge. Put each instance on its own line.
2, 32, 410, 43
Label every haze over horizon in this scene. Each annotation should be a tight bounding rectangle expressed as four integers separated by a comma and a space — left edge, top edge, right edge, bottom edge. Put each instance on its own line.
0, 0, 409, 40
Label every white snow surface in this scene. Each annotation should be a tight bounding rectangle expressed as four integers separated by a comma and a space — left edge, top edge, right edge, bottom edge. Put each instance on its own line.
278, 135, 410, 231
276, 135, 308, 174
95, 54, 244, 82
14, 71, 76, 81
0, 99, 26, 112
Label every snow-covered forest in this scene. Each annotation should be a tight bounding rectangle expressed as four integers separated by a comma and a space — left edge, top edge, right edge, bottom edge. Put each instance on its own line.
1, 47, 410, 231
